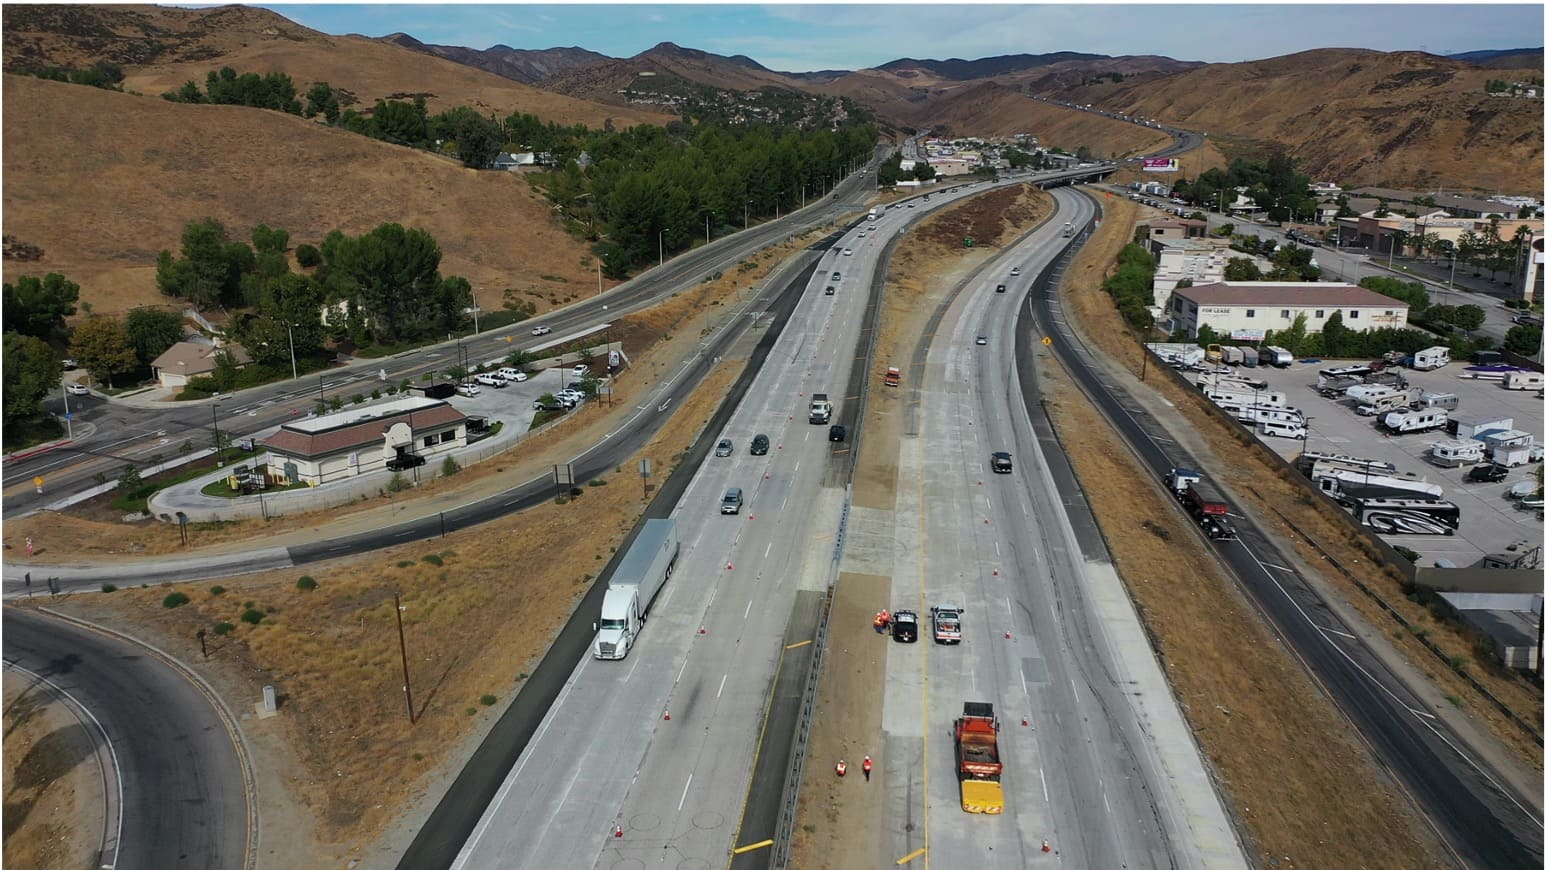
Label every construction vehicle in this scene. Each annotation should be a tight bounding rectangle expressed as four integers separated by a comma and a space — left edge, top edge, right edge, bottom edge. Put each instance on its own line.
809, 392, 832, 424
954, 702, 1004, 814
884, 367, 901, 387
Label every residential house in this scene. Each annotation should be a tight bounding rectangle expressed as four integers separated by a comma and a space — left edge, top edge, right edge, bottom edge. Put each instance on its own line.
151, 340, 252, 389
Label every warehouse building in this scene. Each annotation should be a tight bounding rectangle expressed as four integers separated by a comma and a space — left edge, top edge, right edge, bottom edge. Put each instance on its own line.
1168, 281, 1409, 337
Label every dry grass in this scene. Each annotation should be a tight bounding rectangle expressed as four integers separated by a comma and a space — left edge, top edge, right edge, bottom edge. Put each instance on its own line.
1, 675, 101, 870
1063, 198, 1543, 771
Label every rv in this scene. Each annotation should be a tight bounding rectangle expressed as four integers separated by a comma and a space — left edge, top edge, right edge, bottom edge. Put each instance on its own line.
1317, 375, 1363, 398
1420, 392, 1459, 411
1314, 468, 1443, 503
1296, 452, 1399, 477
1203, 386, 1287, 408
1240, 346, 1259, 368
1344, 383, 1401, 404
1205, 344, 1224, 363
1222, 346, 1245, 366
1428, 440, 1485, 467
1319, 364, 1375, 385
1261, 346, 1294, 368
1225, 405, 1304, 426
1379, 408, 1448, 435
1196, 371, 1268, 391
1410, 346, 1450, 371
1502, 371, 1545, 390
1355, 389, 1423, 417
1352, 497, 1459, 536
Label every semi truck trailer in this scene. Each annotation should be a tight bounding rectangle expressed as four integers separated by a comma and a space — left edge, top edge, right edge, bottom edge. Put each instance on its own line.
593, 518, 679, 659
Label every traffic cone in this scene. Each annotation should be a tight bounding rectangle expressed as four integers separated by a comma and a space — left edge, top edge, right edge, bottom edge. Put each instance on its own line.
699, 627, 707, 635
1004, 631, 1012, 639
1021, 717, 1029, 726
993, 569, 999, 576
1042, 839, 1050, 853
614, 824, 624, 838
727, 562, 733, 570
663, 709, 671, 720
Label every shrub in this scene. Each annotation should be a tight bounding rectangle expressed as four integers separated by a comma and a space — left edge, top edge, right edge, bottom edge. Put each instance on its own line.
387, 473, 411, 493
351, 393, 365, 405
101, 583, 118, 593
213, 621, 235, 636
210, 585, 226, 596
441, 456, 461, 477
163, 591, 191, 608
422, 554, 444, 567
296, 575, 318, 591
480, 694, 498, 706
240, 608, 266, 625
371, 388, 381, 400
295, 243, 321, 268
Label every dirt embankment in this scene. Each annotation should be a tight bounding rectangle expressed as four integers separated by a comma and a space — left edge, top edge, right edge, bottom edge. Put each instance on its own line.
2, 676, 103, 870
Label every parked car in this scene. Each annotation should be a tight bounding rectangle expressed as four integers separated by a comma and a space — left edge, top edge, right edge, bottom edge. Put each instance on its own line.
65, 382, 90, 396
496, 367, 527, 382
1466, 464, 1508, 483
386, 453, 426, 471
532, 398, 564, 412
828, 424, 847, 442
572, 364, 589, 377
891, 610, 920, 643
750, 434, 770, 455
456, 383, 481, 397
531, 325, 552, 336
473, 373, 505, 388
715, 438, 734, 457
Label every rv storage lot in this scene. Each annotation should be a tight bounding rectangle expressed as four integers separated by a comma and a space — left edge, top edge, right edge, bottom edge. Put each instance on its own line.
1254, 360, 1544, 567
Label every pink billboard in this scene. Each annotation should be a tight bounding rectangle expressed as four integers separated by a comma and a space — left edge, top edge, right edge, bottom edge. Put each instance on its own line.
1142, 158, 1179, 172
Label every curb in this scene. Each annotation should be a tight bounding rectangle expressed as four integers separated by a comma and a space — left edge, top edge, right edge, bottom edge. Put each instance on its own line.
5, 438, 75, 463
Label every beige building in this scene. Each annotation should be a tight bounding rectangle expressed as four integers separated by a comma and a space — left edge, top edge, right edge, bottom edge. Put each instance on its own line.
1168, 282, 1409, 339
151, 341, 252, 389
262, 396, 467, 486
1151, 240, 1235, 314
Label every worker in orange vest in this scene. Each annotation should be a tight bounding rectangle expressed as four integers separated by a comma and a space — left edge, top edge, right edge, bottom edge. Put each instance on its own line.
862, 756, 873, 781
873, 609, 891, 634
835, 759, 848, 777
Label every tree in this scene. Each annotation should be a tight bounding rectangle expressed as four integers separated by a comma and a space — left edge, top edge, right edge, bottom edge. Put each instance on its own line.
455, 112, 504, 170
1451, 304, 1486, 336
123, 307, 186, 366
3, 272, 81, 341
69, 316, 138, 388
251, 224, 290, 255
1216, 223, 1235, 237
2, 332, 61, 427
913, 161, 936, 181
1320, 310, 1351, 357
295, 244, 321, 268
305, 81, 340, 122
1503, 325, 1541, 356
1224, 257, 1262, 281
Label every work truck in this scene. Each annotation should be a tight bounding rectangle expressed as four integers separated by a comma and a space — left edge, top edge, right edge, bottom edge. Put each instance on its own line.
930, 604, 963, 643
809, 392, 832, 424
884, 367, 901, 387
593, 518, 679, 660
954, 702, 1004, 814
1165, 468, 1238, 540
867, 207, 879, 221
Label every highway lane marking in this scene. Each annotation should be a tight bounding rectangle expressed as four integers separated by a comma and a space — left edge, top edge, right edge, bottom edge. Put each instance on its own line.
785, 639, 812, 650
676, 658, 689, 683
896, 847, 927, 865
1314, 624, 1357, 640
677, 773, 693, 812
764, 541, 774, 558
1039, 767, 1049, 802
1019, 666, 1028, 696
1260, 561, 1292, 571
743, 599, 753, 619
717, 674, 728, 698
1070, 679, 1080, 704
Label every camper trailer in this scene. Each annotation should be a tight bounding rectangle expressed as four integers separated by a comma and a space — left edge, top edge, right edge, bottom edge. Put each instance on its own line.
1222, 346, 1245, 365
1240, 346, 1259, 368
1261, 346, 1294, 368
1196, 371, 1269, 391
1429, 440, 1486, 467
1502, 371, 1545, 390
1379, 408, 1448, 435
1296, 452, 1399, 477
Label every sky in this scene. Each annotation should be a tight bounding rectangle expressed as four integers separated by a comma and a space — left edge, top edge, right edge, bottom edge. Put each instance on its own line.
263, 2, 1544, 71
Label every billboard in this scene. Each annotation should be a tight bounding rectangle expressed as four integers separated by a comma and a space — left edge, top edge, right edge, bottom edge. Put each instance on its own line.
1142, 158, 1179, 173
1230, 329, 1267, 341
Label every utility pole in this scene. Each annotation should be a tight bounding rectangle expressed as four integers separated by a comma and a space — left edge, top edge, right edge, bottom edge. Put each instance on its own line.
394, 593, 415, 724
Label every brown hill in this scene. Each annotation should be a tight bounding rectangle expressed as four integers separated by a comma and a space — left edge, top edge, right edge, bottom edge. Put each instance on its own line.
545, 41, 808, 106
377, 34, 607, 85
1075, 49, 1542, 192
1, 74, 604, 317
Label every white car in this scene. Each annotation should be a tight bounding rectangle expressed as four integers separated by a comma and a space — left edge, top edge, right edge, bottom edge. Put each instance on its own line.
1009, 267, 1021, 277
843, 248, 853, 256
531, 325, 552, 336
456, 383, 481, 398
66, 382, 90, 396
572, 364, 589, 377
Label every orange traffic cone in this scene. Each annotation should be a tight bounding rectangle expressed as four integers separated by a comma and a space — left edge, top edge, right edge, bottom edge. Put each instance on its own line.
614, 823, 624, 838
663, 709, 671, 721
1042, 840, 1050, 853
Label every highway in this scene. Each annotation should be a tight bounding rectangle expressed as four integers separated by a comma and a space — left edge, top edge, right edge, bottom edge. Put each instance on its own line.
1030, 188, 1544, 868
2, 608, 251, 870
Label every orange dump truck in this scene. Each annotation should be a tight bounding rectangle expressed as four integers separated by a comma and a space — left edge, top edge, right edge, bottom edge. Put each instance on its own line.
954, 702, 1003, 814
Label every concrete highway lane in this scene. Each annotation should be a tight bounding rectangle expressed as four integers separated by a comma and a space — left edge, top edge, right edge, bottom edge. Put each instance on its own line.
1032, 189, 1544, 869
2, 609, 251, 870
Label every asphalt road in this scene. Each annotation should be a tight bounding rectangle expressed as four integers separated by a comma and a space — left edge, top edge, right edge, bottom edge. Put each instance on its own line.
2, 608, 251, 870
1031, 189, 1544, 869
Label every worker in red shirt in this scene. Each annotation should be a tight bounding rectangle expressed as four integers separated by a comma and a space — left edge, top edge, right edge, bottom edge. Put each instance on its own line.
835, 759, 848, 777
873, 609, 891, 634
862, 756, 873, 781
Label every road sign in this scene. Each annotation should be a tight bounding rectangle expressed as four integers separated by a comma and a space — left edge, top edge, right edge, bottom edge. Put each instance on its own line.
1042, 336, 1053, 346
34, 476, 43, 489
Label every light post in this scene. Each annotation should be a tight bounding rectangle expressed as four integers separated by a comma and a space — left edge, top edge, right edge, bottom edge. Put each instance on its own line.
60, 382, 74, 440
211, 394, 226, 467
595, 233, 610, 297
705, 212, 712, 244
658, 227, 669, 268
284, 320, 298, 381
744, 200, 752, 230
471, 290, 480, 335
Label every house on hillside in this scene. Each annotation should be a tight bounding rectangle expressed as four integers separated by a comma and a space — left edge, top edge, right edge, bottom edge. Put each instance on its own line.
152, 340, 252, 390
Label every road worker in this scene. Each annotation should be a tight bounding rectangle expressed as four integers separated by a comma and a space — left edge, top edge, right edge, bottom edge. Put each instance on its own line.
836, 759, 848, 777
862, 756, 873, 781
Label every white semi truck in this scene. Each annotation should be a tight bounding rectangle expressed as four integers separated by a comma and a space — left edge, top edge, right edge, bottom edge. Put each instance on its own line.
593, 518, 679, 660
867, 208, 879, 222
809, 392, 832, 424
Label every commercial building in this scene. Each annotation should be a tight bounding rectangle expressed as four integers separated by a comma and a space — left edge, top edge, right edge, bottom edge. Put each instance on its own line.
1168, 281, 1409, 338
261, 396, 467, 486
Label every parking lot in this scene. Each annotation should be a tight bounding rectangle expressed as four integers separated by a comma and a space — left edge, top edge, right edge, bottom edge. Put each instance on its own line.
1246, 359, 1543, 567
443, 365, 602, 431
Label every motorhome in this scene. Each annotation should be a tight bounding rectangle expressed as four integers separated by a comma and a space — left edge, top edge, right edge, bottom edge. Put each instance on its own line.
1196, 371, 1269, 391
1314, 468, 1443, 503
1296, 452, 1399, 477
1429, 440, 1486, 467
1502, 371, 1545, 390
1202, 386, 1287, 408
1225, 405, 1304, 426
1352, 497, 1459, 536
1410, 346, 1450, 371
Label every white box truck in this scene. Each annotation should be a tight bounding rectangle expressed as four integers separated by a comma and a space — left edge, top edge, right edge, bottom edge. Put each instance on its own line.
593, 518, 679, 660
867, 208, 879, 222
809, 392, 832, 424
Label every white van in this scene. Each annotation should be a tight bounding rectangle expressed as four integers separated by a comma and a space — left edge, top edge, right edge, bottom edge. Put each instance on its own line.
1257, 419, 1307, 439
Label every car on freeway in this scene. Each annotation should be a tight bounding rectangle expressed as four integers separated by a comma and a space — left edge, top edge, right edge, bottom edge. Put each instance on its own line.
750, 434, 770, 455
828, 424, 846, 442
825, 285, 836, 296
65, 382, 90, 396
386, 453, 426, 471
975, 335, 988, 346
531, 325, 552, 336
995, 284, 1006, 293
1009, 266, 1021, 277
930, 604, 963, 644
715, 438, 734, 457
831, 271, 842, 282
891, 610, 920, 643
843, 248, 853, 256
991, 452, 1013, 473
456, 383, 481, 397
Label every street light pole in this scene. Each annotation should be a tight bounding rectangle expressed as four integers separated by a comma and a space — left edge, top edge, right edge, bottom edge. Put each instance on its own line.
211, 396, 224, 466
285, 320, 298, 381
471, 290, 480, 335
744, 200, 751, 230
705, 212, 712, 244
658, 227, 669, 268
60, 382, 73, 440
